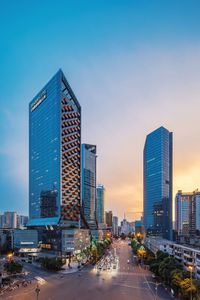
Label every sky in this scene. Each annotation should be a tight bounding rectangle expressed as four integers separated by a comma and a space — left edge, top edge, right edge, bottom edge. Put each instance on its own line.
0, 0, 200, 221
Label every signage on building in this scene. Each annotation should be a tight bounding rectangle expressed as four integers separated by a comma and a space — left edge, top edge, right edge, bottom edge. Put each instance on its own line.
40, 244, 51, 249
31, 90, 47, 112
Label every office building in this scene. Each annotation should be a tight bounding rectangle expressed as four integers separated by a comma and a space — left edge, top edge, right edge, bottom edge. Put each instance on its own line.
81, 144, 97, 229
13, 230, 38, 250
0, 215, 3, 228
112, 216, 118, 236
17, 215, 29, 229
96, 184, 105, 226
120, 219, 133, 235
175, 191, 192, 234
3, 212, 17, 229
175, 190, 200, 236
135, 220, 144, 236
28, 69, 81, 228
143, 126, 173, 240
105, 211, 113, 228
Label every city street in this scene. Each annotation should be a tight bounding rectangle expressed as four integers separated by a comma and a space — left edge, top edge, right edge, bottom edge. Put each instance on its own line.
1, 240, 172, 300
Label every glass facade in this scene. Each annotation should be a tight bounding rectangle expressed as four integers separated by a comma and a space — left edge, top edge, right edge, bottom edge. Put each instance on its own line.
175, 191, 192, 234
143, 126, 173, 240
81, 144, 97, 229
29, 69, 81, 227
96, 184, 105, 225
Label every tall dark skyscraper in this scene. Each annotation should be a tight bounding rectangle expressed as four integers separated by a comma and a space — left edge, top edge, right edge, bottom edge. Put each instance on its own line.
143, 126, 173, 240
96, 184, 105, 226
29, 69, 81, 228
81, 144, 97, 230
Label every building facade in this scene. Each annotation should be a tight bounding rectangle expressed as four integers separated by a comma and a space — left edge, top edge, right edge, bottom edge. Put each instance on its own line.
145, 236, 200, 279
105, 211, 113, 228
2, 212, 17, 229
143, 126, 173, 240
96, 184, 105, 226
112, 216, 118, 236
29, 69, 81, 228
175, 191, 192, 234
81, 144, 97, 229
175, 190, 200, 235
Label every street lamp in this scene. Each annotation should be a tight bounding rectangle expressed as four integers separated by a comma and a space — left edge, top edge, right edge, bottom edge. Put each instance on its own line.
35, 284, 40, 300
7, 253, 13, 263
188, 265, 193, 300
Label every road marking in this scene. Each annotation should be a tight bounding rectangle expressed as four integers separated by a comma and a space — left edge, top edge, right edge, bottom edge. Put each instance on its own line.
113, 283, 149, 290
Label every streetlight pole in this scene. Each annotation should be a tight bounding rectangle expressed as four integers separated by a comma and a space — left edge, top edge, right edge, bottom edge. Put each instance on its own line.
190, 267, 192, 300
188, 265, 193, 300
35, 284, 40, 300
155, 282, 158, 300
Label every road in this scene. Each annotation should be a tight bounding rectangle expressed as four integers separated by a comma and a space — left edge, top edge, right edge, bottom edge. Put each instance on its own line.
1, 240, 172, 300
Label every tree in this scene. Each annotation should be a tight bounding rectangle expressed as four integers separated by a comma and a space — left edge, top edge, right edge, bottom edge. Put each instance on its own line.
170, 269, 185, 296
158, 257, 181, 284
0, 242, 12, 255
4, 261, 23, 274
179, 278, 197, 299
41, 257, 64, 271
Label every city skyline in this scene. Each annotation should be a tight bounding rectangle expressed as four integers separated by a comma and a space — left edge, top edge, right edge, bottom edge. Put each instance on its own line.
1, 1, 200, 221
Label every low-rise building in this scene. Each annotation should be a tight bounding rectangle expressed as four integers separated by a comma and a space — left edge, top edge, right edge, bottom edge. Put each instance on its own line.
62, 229, 90, 255
145, 237, 200, 279
13, 229, 38, 250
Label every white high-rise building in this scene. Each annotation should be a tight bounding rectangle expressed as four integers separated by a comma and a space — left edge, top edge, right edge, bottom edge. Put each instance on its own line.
112, 216, 118, 235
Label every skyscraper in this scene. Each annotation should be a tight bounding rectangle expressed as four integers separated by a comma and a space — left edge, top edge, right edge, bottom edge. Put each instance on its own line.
175, 191, 192, 234
105, 211, 113, 228
143, 126, 173, 240
0, 212, 17, 229
96, 184, 105, 226
29, 69, 81, 228
81, 144, 97, 229
175, 190, 200, 235
112, 216, 118, 236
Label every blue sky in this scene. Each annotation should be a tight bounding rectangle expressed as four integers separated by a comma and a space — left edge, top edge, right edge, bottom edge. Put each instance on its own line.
1, 1, 200, 219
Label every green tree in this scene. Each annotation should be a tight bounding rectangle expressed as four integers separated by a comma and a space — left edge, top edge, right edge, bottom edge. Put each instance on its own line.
159, 257, 181, 284
41, 257, 64, 271
4, 261, 23, 274
179, 278, 197, 299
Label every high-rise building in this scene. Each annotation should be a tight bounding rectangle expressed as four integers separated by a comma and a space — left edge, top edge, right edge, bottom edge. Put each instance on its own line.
143, 126, 173, 240
96, 184, 105, 226
120, 219, 133, 235
81, 144, 97, 229
195, 192, 200, 232
105, 211, 113, 228
0, 215, 3, 228
175, 191, 192, 234
112, 216, 118, 236
3, 212, 17, 229
29, 69, 81, 228
17, 215, 29, 229
175, 190, 200, 236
